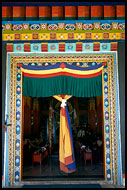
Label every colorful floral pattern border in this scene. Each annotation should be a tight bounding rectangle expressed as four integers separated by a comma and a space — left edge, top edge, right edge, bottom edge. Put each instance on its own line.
2, 21, 125, 41
5, 52, 122, 186
8, 42, 118, 53
2, 32, 125, 41
2, 22, 125, 31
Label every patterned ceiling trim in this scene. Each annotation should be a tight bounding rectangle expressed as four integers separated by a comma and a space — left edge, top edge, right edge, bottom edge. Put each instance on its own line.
6, 42, 118, 52
2, 4, 125, 21
2, 20, 125, 42
2, 20, 125, 32
2, 2, 125, 6
2, 32, 125, 42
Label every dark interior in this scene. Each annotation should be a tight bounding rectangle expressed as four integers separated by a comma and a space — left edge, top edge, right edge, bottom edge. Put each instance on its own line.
23, 96, 104, 179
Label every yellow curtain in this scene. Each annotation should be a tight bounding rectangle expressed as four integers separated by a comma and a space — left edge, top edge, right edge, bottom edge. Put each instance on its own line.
53, 95, 76, 173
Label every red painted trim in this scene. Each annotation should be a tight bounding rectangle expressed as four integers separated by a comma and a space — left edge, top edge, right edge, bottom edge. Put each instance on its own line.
59, 44, 65, 51
59, 49, 65, 52
41, 44, 48, 52
6, 45, 13, 52
76, 44, 82, 51
24, 44, 30, 52
111, 43, 118, 51
93, 43, 100, 51
23, 70, 102, 78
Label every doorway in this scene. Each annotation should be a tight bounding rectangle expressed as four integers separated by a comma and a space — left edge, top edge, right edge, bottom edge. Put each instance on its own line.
22, 96, 104, 179
6, 52, 122, 185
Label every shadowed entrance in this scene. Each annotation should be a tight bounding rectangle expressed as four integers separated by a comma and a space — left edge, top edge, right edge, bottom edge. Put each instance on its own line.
23, 96, 104, 179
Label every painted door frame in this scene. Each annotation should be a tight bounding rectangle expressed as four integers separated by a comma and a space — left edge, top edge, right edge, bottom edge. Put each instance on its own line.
4, 51, 123, 186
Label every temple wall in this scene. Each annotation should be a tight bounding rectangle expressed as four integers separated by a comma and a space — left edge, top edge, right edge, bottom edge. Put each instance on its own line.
2, 43, 6, 176
118, 43, 125, 174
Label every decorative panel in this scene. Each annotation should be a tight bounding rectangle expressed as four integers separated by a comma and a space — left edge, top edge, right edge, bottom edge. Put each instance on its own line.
5, 52, 122, 186
2, 20, 125, 42
6, 42, 118, 52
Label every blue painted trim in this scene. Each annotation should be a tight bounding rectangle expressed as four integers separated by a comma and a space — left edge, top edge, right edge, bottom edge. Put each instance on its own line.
114, 53, 123, 185
22, 62, 103, 71
2, 40, 125, 44
22, 63, 60, 70
114, 53, 119, 184
2, 20, 125, 25
67, 62, 103, 71
2, 2, 125, 6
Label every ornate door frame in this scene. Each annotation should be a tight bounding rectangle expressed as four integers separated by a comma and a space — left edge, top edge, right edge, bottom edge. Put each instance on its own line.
4, 51, 123, 186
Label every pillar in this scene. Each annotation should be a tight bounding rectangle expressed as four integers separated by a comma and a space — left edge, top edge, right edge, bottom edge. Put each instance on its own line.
73, 97, 79, 127
33, 98, 39, 134
24, 97, 32, 134
88, 98, 96, 131
48, 98, 54, 155
96, 96, 103, 134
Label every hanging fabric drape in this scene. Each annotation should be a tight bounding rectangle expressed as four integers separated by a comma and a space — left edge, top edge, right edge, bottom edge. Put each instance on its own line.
53, 95, 76, 173
21, 62, 103, 98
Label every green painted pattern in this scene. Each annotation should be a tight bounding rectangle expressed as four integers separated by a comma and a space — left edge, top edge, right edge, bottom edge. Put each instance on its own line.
52, 17, 65, 20
2, 17, 13, 21
104, 17, 116, 20
13, 17, 26, 21
91, 17, 103, 20
26, 17, 39, 21
78, 17, 90, 20
39, 17, 51, 20
65, 17, 77, 20
116, 17, 125, 20
2, 29, 125, 34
